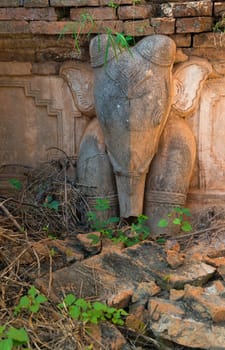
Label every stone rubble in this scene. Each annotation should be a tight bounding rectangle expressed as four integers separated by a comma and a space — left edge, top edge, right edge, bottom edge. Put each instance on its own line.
36, 233, 225, 349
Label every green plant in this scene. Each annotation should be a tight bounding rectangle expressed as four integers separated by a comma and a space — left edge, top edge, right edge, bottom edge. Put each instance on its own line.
58, 294, 128, 325
43, 195, 60, 210
14, 286, 48, 316
87, 199, 150, 247
157, 207, 192, 233
59, 13, 134, 64
59, 13, 95, 53
213, 15, 225, 33
0, 325, 29, 350
108, 1, 119, 8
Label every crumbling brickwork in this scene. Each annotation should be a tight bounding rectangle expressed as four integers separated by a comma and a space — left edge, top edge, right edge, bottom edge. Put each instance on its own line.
0, 1, 224, 61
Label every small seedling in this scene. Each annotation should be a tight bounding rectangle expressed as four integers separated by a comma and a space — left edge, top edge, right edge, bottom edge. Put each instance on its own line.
58, 294, 128, 325
14, 286, 48, 315
43, 195, 59, 210
157, 207, 192, 233
0, 325, 29, 350
87, 199, 150, 247
8, 178, 22, 191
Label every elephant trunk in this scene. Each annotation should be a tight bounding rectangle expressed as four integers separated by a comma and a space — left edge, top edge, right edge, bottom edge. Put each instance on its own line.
115, 172, 147, 218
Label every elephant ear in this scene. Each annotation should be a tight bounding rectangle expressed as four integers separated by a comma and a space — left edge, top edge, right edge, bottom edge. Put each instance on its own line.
172, 57, 212, 117
60, 61, 95, 117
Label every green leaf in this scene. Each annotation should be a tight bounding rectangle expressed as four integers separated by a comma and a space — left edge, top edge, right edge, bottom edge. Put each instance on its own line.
181, 208, 192, 217
173, 207, 183, 214
0, 338, 13, 350
29, 304, 40, 313
0, 326, 6, 335
6, 327, 29, 343
28, 286, 38, 298
93, 302, 107, 312
181, 221, 192, 232
75, 298, 89, 310
69, 305, 80, 319
35, 294, 48, 304
172, 218, 181, 225
157, 219, 168, 228
63, 294, 76, 307
94, 198, 110, 211
87, 234, 101, 244
15, 295, 30, 311
156, 237, 167, 245
8, 178, 22, 190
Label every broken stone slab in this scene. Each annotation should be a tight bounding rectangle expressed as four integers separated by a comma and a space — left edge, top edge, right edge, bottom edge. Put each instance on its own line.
150, 313, 225, 349
165, 262, 216, 289
184, 284, 225, 323
35, 242, 168, 302
148, 298, 185, 322
88, 322, 132, 350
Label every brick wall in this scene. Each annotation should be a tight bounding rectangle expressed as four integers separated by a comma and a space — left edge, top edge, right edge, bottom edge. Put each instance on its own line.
0, 0, 224, 62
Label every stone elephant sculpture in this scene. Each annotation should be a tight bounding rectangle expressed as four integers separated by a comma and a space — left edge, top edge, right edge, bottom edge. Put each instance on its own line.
62, 34, 212, 235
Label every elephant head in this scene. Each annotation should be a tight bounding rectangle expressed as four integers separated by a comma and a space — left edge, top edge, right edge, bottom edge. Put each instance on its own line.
89, 34, 176, 217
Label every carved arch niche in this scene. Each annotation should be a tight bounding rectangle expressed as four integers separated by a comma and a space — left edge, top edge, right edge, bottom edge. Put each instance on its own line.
187, 74, 225, 205
0, 62, 92, 189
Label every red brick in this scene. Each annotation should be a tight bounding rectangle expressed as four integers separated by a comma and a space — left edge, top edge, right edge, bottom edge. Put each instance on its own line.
176, 17, 213, 33
0, 8, 57, 21
193, 32, 225, 48
50, 0, 99, 6
214, 2, 225, 17
30, 20, 123, 35
151, 17, 175, 34
123, 19, 154, 36
160, 1, 212, 18
170, 34, 192, 47
24, 0, 49, 7
0, 0, 19, 7
0, 21, 30, 34
118, 5, 153, 20
70, 7, 117, 21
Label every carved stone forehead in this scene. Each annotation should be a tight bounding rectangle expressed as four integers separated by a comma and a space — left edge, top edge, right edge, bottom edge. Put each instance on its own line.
90, 34, 176, 68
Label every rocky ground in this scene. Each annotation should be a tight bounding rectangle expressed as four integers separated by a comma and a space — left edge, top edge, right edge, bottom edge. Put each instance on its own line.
1, 161, 225, 349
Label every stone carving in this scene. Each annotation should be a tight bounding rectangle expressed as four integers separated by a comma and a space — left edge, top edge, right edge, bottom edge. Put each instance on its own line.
187, 77, 225, 206
73, 35, 212, 234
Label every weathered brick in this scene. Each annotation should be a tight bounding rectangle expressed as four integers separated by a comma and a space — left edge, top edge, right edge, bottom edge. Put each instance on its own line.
118, 5, 153, 20
170, 34, 192, 47
0, 8, 57, 21
30, 20, 123, 35
50, 0, 99, 6
123, 19, 154, 36
151, 17, 175, 34
193, 32, 225, 48
70, 7, 117, 21
0, 62, 32, 75
0, 0, 20, 7
24, 0, 49, 7
160, 1, 212, 18
176, 17, 213, 33
214, 2, 225, 17
0, 21, 30, 34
